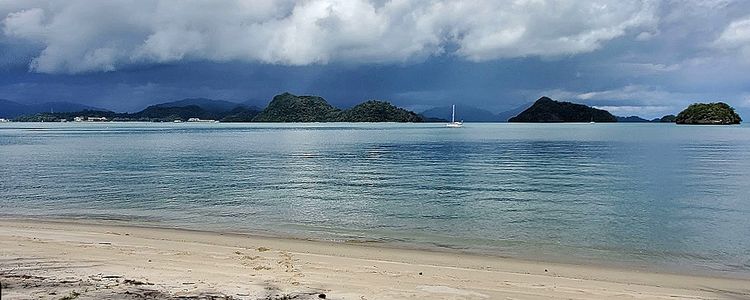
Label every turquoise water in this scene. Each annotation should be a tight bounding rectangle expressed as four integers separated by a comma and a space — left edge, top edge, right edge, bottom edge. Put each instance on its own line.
1, 122, 749, 276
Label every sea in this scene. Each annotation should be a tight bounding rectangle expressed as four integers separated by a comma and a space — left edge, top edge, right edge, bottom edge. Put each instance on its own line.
1, 122, 749, 277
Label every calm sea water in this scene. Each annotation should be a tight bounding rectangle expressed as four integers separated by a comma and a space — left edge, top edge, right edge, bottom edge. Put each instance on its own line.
1, 122, 749, 276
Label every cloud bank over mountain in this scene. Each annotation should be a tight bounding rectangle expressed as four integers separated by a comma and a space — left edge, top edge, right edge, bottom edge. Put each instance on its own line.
2, 0, 658, 73
1, 0, 749, 118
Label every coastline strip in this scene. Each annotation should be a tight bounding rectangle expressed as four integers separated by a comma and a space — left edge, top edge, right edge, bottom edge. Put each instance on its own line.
1, 218, 748, 299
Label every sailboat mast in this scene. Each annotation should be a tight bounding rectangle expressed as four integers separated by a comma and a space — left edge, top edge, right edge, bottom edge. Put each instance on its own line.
451, 105, 455, 123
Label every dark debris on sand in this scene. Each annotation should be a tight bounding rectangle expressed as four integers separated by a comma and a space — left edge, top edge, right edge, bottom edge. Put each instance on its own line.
1, 271, 327, 300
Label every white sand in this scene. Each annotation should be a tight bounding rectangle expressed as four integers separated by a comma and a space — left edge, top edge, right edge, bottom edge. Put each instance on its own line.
0, 219, 748, 299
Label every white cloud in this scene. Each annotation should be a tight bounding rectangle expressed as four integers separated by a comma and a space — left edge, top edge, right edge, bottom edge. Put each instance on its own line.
557, 84, 747, 118
1, 0, 658, 73
592, 105, 672, 117
538, 85, 705, 118
618, 62, 680, 73
635, 30, 658, 41
574, 85, 680, 104
2, 8, 46, 41
714, 15, 750, 61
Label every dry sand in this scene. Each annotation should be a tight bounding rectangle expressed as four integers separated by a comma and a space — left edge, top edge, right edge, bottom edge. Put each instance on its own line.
0, 218, 748, 299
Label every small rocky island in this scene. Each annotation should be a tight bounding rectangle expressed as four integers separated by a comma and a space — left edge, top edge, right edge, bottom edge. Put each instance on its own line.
334, 100, 422, 122
675, 102, 742, 125
252, 93, 340, 122
253, 92, 423, 122
508, 97, 616, 122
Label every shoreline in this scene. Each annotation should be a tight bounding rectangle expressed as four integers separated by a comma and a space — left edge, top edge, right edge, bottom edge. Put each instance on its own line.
2, 215, 746, 280
1, 218, 749, 299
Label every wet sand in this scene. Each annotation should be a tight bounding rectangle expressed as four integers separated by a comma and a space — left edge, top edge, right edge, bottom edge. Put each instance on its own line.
0, 218, 748, 299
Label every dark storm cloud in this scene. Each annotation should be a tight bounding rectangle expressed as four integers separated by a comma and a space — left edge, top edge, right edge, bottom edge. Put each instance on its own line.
1, 0, 749, 118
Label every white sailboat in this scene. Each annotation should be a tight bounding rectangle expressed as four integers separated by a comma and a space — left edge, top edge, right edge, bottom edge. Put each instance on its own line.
446, 104, 463, 128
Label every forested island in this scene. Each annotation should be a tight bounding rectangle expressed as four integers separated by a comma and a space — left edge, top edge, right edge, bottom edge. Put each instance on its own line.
675, 102, 742, 125
5, 94, 743, 125
11, 93, 424, 123
508, 97, 617, 122
252, 93, 419, 122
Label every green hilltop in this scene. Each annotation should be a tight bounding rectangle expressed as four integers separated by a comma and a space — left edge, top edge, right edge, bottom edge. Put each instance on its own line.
508, 97, 617, 122
252, 93, 341, 122
335, 100, 422, 122
675, 102, 742, 125
252, 93, 423, 122
15, 93, 742, 125
12, 92, 424, 123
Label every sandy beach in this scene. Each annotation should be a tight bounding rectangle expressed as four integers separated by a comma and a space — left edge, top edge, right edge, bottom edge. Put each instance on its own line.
0, 219, 748, 300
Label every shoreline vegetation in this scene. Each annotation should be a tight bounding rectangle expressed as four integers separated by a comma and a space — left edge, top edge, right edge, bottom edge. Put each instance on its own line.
1, 218, 749, 299
3, 94, 742, 125
675, 102, 743, 125
9, 93, 427, 123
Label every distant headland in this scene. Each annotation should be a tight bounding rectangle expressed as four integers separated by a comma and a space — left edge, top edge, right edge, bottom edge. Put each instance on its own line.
8, 93, 425, 123
507, 97, 741, 125
2, 94, 743, 125
508, 97, 617, 123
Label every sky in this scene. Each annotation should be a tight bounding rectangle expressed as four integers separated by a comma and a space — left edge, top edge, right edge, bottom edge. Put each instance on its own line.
1, 0, 749, 118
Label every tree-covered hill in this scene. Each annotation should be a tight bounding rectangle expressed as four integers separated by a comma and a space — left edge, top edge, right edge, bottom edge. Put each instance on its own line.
252, 93, 341, 122
11, 93, 424, 123
337, 100, 422, 122
508, 97, 617, 122
675, 103, 741, 125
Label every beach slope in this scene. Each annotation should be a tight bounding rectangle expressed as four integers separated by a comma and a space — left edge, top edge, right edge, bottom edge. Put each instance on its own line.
1, 219, 748, 299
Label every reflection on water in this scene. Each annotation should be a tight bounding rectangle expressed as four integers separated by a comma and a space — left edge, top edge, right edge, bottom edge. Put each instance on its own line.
1, 122, 749, 276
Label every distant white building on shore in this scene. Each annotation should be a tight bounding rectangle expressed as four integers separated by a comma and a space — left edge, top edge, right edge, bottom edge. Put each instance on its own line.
187, 118, 216, 122
75, 116, 107, 122
0, 118, 9, 122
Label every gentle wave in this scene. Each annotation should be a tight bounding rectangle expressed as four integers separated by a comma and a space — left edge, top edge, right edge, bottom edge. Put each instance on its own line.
1, 122, 749, 276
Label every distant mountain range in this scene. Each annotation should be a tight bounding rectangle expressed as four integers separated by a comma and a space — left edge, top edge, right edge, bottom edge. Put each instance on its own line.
137, 98, 260, 122
152, 98, 260, 112
6, 95, 706, 124
420, 103, 532, 122
421, 105, 500, 122
0, 99, 105, 118
616, 116, 651, 122
11, 93, 424, 123
10, 98, 261, 122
